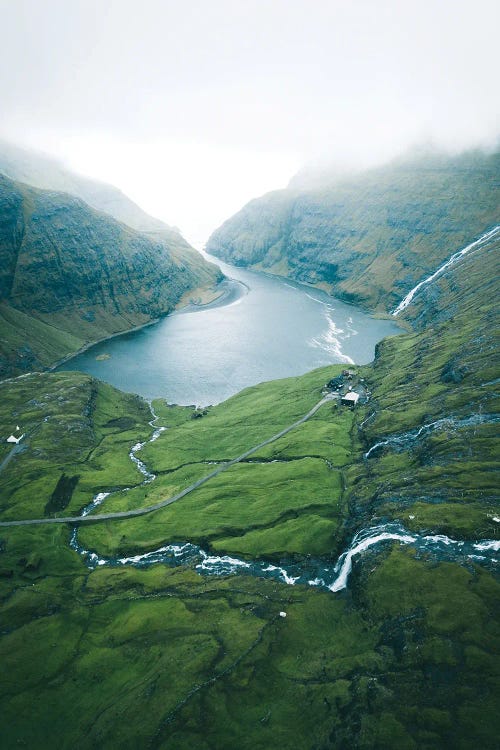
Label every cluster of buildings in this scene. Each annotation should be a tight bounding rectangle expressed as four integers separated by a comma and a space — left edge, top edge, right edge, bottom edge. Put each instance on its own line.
325, 369, 369, 407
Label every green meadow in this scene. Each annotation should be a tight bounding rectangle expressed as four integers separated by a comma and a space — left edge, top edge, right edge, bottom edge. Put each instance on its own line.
0, 233, 499, 748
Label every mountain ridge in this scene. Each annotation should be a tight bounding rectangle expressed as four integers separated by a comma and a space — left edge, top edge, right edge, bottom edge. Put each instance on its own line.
206, 148, 500, 312
0, 172, 221, 377
0, 139, 184, 242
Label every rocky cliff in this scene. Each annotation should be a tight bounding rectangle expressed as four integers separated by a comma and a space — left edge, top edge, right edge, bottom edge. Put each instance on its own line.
0, 174, 220, 377
206, 149, 499, 311
0, 139, 183, 242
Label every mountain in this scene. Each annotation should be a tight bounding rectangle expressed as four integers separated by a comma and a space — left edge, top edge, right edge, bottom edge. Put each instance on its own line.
0, 220, 498, 746
0, 139, 183, 241
351, 228, 499, 537
0, 145, 498, 748
0, 173, 221, 377
206, 148, 500, 311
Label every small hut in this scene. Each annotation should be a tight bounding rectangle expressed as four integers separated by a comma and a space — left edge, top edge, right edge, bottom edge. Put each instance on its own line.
6, 427, 24, 444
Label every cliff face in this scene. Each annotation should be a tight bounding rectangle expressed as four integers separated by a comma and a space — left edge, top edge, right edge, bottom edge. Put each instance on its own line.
0, 174, 220, 377
0, 140, 184, 242
206, 149, 500, 311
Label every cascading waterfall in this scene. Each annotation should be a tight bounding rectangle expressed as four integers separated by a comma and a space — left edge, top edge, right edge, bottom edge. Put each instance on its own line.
75, 520, 499, 592
392, 225, 500, 316
364, 413, 499, 459
70, 407, 499, 594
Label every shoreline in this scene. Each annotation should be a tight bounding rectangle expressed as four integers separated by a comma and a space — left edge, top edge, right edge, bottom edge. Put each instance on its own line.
175, 277, 249, 313
48, 317, 162, 372
48, 276, 247, 373
204, 249, 404, 322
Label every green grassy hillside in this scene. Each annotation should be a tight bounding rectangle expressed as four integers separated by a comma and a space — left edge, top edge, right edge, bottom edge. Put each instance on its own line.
348, 233, 500, 539
0, 149, 498, 748
1, 249, 498, 750
0, 174, 220, 377
206, 149, 499, 311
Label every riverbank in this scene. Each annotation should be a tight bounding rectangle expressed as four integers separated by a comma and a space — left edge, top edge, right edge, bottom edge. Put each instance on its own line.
175, 276, 249, 313
47, 276, 244, 375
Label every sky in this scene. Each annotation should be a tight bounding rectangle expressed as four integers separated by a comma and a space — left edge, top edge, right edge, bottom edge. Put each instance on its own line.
0, 0, 498, 246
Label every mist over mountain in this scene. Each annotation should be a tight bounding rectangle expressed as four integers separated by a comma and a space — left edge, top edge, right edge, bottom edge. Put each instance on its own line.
207, 148, 500, 311
0, 140, 189, 244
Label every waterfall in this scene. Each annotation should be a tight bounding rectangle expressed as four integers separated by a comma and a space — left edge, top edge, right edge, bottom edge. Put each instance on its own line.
392, 225, 500, 316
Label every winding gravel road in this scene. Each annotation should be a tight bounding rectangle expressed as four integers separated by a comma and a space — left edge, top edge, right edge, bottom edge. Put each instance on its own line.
0, 395, 335, 528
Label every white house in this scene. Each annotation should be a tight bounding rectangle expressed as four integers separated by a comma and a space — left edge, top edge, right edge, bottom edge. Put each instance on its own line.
341, 391, 360, 406
7, 433, 24, 444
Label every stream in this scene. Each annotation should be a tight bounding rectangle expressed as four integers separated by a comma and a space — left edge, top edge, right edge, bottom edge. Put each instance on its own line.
364, 412, 500, 459
71, 408, 499, 593
392, 225, 500, 316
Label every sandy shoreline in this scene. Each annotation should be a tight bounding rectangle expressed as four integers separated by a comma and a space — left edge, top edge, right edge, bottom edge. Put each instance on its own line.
176, 277, 248, 313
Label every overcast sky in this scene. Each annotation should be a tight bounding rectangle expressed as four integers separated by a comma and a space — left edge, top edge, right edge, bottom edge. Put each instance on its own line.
0, 0, 498, 245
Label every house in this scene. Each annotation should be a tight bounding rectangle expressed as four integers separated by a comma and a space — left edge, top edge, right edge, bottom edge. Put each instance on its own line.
341, 391, 360, 406
6, 431, 24, 444
327, 375, 344, 391
7, 433, 24, 444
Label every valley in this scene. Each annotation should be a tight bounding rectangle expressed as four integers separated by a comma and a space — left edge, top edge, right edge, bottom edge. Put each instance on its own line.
0, 172, 221, 378
0, 147, 498, 749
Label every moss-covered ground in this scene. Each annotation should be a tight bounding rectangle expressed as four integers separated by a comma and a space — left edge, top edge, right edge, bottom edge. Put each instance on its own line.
0, 231, 499, 747
78, 367, 350, 559
347, 238, 499, 543
0, 333, 498, 748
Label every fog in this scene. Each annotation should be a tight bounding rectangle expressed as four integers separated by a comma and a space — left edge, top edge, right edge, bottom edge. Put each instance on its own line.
0, 0, 498, 245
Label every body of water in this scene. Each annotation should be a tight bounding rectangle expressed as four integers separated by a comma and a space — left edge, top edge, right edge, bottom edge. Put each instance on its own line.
57, 253, 400, 404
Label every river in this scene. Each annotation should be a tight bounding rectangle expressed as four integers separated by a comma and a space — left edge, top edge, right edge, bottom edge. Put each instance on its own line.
70, 409, 499, 593
57, 252, 400, 405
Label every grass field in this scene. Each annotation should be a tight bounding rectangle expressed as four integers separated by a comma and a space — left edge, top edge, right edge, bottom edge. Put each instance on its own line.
0, 237, 499, 750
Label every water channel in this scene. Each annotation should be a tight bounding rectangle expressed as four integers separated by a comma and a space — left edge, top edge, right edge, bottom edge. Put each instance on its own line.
57, 252, 400, 405
60, 251, 497, 591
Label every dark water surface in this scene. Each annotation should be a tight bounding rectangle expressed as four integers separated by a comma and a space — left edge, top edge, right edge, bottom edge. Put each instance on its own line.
57, 253, 400, 404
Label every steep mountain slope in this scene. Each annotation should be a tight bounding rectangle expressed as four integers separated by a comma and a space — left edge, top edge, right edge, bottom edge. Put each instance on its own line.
0, 174, 220, 377
0, 140, 216, 301
0, 236, 498, 748
206, 149, 499, 311
0, 139, 182, 240
349, 230, 499, 539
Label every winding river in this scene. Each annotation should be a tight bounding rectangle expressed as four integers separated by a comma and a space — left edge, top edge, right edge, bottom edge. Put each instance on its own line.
69, 404, 499, 594
54, 248, 498, 590
57, 252, 400, 405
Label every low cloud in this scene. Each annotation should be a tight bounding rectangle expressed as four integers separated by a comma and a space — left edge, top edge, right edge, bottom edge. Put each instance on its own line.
1, 0, 498, 241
